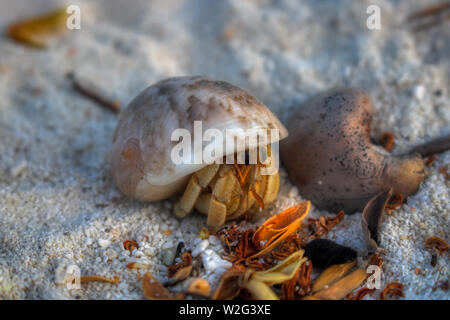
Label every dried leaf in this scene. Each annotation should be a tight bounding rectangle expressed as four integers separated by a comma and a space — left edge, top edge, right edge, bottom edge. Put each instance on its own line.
7, 7, 69, 48
311, 260, 356, 293
379, 282, 404, 300
361, 188, 393, 252
79, 275, 120, 284
142, 272, 184, 300
126, 262, 151, 269
123, 239, 139, 252
306, 268, 367, 300
251, 202, 311, 258
212, 264, 246, 300
347, 287, 375, 300
186, 278, 211, 298
305, 210, 344, 239
167, 252, 192, 284
425, 236, 449, 254
242, 250, 307, 299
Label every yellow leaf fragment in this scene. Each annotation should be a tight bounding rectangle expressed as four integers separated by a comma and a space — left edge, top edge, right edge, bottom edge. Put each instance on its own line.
251, 202, 311, 258
79, 275, 120, 284
7, 7, 69, 48
312, 260, 356, 293
307, 268, 367, 300
242, 250, 307, 300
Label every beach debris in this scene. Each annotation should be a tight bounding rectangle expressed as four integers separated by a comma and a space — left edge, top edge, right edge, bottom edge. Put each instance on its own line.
198, 227, 211, 240
142, 272, 184, 300
79, 275, 120, 284
67, 72, 121, 114
385, 193, 404, 212
380, 132, 395, 151
185, 278, 211, 298
379, 282, 404, 300
362, 188, 393, 252
347, 287, 376, 300
167, 252, 193, 284
439, 165, 450, 181
211, 264, 246, 300
271, 233, 303, 260
425, 236, 449, 254
123, 239, 139, 253
251, 202, 311, 258
432, 280, 449, 292
7, 7, 69, 48
305, 268, 367, 300
425, 155, 437, 166
282, 88, 425, 213
126, 262, 151, 270
110, 76, 287, 227
304, 210, 345, 239
304, 239, 357, 269
312, 260, 356, 293
241, 250, 307, 300
282, 259, 313, 299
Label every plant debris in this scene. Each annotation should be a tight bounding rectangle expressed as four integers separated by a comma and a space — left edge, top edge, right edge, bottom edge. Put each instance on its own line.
425, 236, 449, 254
439, 165, 450, 180
167, 252, 193, 284
211, 264, 246, 300
347, 287, 375, 300
67, 72, 121, 114
306, 268, 367, 300
126, 262, 150, 270
432, 280, 449, 292
380, 132, 394, 151
311, 260, 356, 293
251, 201, 311, 258
362, 188, 393, 252
123, 239, 139, 253
379, 282, 404, 300
304, 210, 345, 240
7, 7, 69, 48
241, 250, 307, 300
185, 278, 211, 298
303, 239, 357, 269
79, 275, 120, 284
142, 272, 184, 300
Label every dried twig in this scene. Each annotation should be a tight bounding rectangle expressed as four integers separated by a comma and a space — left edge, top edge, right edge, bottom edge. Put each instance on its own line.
68, 72, 121, 114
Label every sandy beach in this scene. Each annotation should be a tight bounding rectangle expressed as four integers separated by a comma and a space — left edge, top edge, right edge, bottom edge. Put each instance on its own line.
0, 0, 448, 299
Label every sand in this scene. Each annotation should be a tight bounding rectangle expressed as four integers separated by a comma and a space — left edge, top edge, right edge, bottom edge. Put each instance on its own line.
0, 0, 448, 299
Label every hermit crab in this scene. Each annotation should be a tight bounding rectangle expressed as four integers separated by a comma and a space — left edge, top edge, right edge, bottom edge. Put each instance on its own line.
110, 76, 288, 227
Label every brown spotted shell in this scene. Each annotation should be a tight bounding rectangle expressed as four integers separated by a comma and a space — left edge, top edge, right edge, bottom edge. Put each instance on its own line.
110, 76, 288, 201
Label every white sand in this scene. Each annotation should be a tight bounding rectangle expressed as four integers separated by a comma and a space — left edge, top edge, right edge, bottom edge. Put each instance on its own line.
0, 0, 448, 299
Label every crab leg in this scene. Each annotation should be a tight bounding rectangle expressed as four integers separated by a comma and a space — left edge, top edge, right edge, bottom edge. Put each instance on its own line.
173, 164, 220, 218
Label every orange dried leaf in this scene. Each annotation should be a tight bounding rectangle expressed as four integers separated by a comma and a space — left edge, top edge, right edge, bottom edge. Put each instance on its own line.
79, 275, 120, 284
168, 252, 193, 280
142, 272, 184, 300
347, 287, 375, 300
306, 268, 367, 300
123, 239, 139, 252
126, 262, 150, 270
251, 202, 311, 258
379, 282, 404, 300
212, 264, 246, 300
